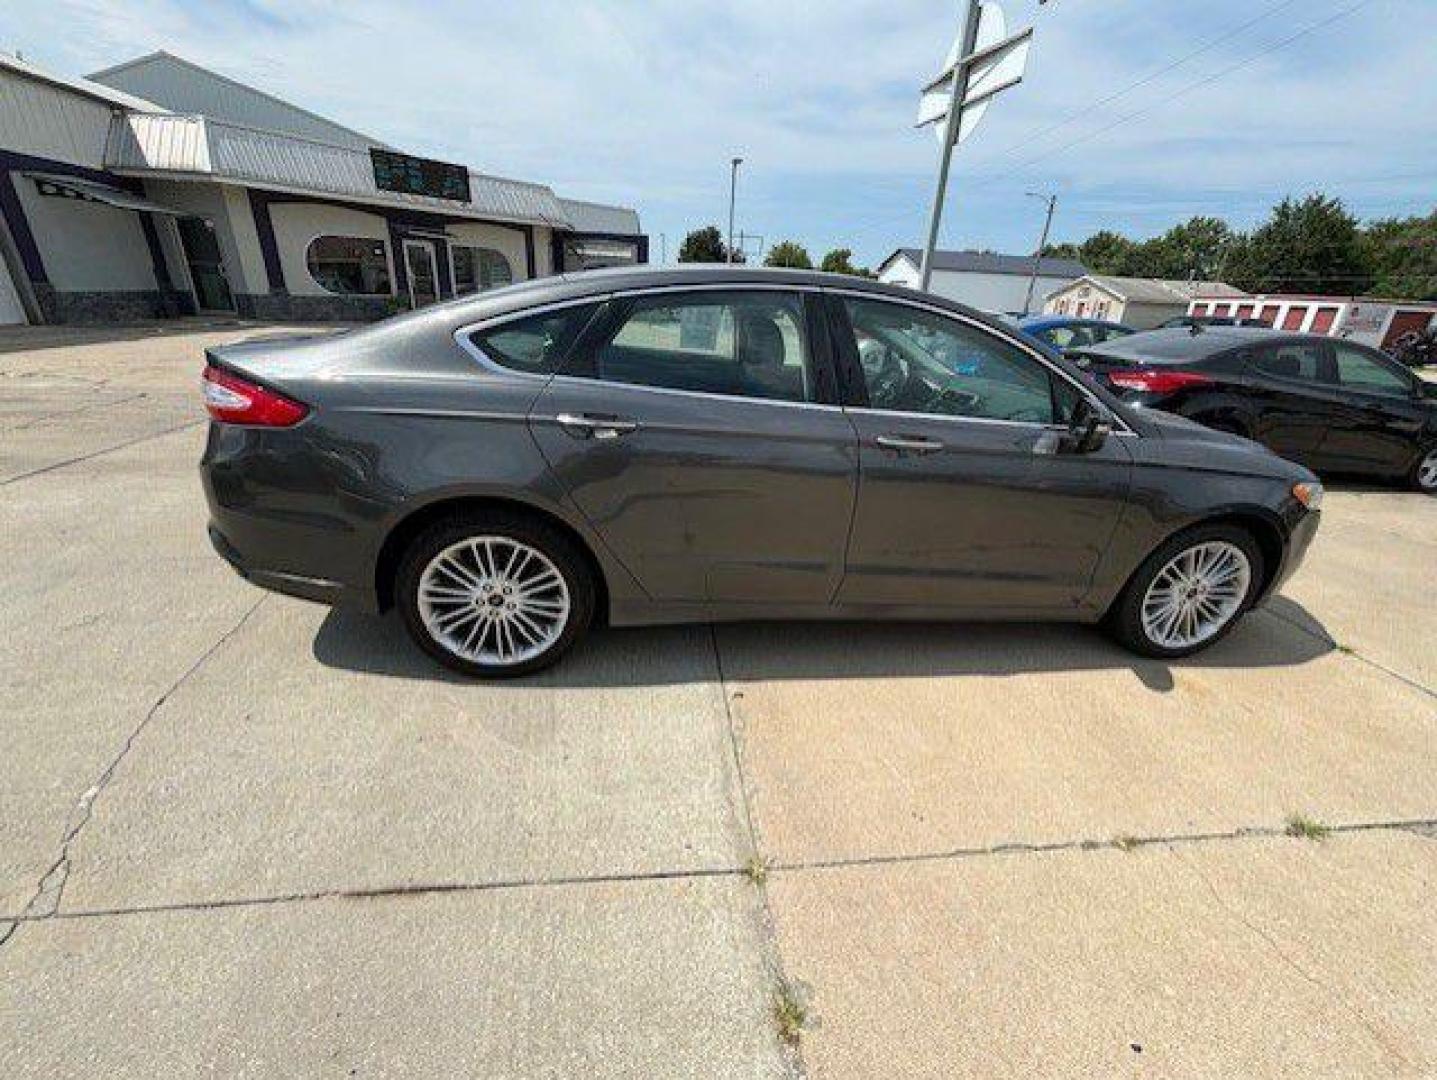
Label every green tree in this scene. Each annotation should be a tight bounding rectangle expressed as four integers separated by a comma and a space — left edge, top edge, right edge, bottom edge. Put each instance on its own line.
1224, 194, 1372, 295
1362, 212, 1437, 300
764, 240, 813, 269
1076, 230, 1135, 275
818, 248, 874, 277
1161, 216, 1234, 280
678, 226, 729, 264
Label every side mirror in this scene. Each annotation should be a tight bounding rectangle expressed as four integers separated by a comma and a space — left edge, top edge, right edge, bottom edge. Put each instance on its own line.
1063, 399, 1112, 453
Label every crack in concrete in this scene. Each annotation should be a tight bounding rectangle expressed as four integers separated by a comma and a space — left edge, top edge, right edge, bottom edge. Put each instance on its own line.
5, 392, 150, 432
709, 625, 810, 1079
0, 597, 266, 953
6, 815, 1435, 929
1262, 605, 1437, 701
0, 419, 204, 487
764, 816, 1437, 877
1171, 842, 1414, 1072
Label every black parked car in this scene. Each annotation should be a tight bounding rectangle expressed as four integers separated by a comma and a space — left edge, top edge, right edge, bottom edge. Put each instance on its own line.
1159, 315, 1270, 329
1073, 327, 1437, 492
201, 267, 1322, 676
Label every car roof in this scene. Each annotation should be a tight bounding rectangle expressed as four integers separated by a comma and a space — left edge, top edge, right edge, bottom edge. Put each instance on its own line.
1079, 326, 1322, 363
404, 263, 1018, 339
1019, 315, 1129, 330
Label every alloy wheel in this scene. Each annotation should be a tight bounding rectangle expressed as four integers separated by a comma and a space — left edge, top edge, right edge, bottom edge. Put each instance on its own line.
1419, 448, 1437, 491
416, 536, 571, 666
1140, 540, 1251, 650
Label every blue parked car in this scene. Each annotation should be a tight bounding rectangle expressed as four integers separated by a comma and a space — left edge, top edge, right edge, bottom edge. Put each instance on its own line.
1018, 315, 1137, 358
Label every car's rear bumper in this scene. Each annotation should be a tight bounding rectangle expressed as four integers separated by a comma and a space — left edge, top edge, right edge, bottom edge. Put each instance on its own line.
200, 423, 382, 612
207, 523, 353, 607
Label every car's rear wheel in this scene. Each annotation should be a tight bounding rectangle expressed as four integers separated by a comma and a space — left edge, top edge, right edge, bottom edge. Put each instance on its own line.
1109, 524, 1264, 658
1412, 445, 1437, 494
396, 511, 595, 677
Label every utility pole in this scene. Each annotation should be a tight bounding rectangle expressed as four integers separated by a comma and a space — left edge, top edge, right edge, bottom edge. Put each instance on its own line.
919, 1, 983, 291
1021, 192, 1057, 316
659, 233, 667, 266
727, 157, 743, 264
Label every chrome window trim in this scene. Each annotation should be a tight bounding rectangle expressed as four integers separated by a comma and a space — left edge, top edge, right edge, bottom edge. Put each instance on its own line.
453, 294, 616, 381
822, 286, 1138, 436
544, 371, 846, 414
846, 404, 1067, 434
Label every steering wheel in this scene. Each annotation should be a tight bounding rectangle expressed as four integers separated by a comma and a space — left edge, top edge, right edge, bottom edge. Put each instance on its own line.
868, 352, 908, 408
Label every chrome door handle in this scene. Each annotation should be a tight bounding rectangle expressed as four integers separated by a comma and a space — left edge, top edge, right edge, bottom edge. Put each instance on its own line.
876, 433, 943, 454
556, 413, 639, 440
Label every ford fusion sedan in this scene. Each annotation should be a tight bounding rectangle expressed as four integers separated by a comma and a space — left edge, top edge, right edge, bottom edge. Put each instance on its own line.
201, 267, 1322, 677
1073, 326, 1437, 492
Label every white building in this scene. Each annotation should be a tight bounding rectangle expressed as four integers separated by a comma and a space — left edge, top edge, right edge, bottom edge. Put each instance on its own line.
0, 51, 646, 325
1044, 275, 1245, 329
877, 248, 1089, 314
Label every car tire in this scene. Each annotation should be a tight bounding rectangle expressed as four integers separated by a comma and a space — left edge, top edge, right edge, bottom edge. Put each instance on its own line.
1108, 523, 1265, 659
1411, 444, 1437, 494
396, 510, 596, 678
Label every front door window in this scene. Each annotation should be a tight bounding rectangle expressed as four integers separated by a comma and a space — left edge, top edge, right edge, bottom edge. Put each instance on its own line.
844, 297, 1056, 425
403, 240, 440, 309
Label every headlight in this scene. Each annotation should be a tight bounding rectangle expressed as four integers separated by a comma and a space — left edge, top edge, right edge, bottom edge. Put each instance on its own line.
1292, 481, 1323, 511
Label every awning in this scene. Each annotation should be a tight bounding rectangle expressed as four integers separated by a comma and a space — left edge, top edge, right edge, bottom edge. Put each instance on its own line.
23, 172, 185, 215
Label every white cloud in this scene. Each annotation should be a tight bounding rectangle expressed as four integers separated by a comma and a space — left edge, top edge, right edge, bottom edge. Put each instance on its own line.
3, 0, 1432, 262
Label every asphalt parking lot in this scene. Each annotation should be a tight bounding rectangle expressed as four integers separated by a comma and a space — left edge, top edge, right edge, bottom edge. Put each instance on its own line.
2, 323, 1435, 1078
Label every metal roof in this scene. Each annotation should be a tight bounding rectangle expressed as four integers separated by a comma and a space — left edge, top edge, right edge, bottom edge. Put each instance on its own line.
0, 51, 166, 112
1066, 274, 1246, 304
105, 113, 574, 226
558, 198, 642, 236
87, 51, 386, 152
887, 248, 1089, 279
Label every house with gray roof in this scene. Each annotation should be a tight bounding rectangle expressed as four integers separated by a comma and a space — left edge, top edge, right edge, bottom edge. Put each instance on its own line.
877, 248, 1090, 314
1043, 274, 1246, 329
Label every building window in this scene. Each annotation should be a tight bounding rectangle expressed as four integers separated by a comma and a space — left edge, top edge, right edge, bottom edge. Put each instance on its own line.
452, 246, 514, 294
306, 236, 392, 295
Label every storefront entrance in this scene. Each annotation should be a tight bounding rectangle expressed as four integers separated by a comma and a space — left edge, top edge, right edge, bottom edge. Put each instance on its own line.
177, 217, 235, 312
402, 239, 440, 309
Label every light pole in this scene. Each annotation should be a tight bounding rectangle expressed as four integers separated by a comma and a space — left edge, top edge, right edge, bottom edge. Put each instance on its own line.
727, 157, 743, 264
1021, 191, 1057, 316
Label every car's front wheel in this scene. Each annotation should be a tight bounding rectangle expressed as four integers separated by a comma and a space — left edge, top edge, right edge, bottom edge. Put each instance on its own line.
1109, 524, 1264, 658
1411, 445, 1437, 494
396, 511, 595, 677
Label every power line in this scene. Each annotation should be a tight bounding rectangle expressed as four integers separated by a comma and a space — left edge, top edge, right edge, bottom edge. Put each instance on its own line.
963, 0, 1378, 190
974, 0, 1306, 172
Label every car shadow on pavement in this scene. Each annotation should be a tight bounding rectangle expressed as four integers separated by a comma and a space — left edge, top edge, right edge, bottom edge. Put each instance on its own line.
311, 595, 1333, 692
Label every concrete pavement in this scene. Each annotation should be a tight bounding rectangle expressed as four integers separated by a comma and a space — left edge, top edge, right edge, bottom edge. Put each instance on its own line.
2, 324, 1435, 1077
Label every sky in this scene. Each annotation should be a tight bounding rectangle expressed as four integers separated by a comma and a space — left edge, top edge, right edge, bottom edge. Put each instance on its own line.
4, 0, 1434, 270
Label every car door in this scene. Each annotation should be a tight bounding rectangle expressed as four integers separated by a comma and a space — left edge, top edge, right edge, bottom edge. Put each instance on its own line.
528, 287, 857, 605
1241, 341, 1341, 466
829, 292, 1133, 611
1321, 342, 1428, 475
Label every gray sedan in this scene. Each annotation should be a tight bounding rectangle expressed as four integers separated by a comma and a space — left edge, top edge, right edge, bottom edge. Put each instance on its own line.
200, 266, 1322, 676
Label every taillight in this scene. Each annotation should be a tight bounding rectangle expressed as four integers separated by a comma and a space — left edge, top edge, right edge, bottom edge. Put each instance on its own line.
202, 364, 308, 427
1106, 368, 1214, 394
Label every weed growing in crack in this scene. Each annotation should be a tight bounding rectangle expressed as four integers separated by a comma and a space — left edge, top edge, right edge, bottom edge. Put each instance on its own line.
1285, 814, 1331, 841
774, 980, 809, 1047
744, 855, 771, 886
1113, 834, 1142, 853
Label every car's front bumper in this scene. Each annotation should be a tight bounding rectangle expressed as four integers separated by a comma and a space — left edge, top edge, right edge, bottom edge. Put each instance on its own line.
1260, 507, 1321, 602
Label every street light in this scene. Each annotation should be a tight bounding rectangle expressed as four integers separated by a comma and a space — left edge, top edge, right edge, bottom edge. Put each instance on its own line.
1021, 191, 1057, 316
728, 157, 743, 264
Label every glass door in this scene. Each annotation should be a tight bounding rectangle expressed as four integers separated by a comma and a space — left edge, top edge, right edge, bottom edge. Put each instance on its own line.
176, 217, 235, 312
403, 240, 440, 309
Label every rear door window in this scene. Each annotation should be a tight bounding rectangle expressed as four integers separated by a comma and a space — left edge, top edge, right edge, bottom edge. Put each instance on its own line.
587, 291, 816, 403
1250, 342, 1333, 384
